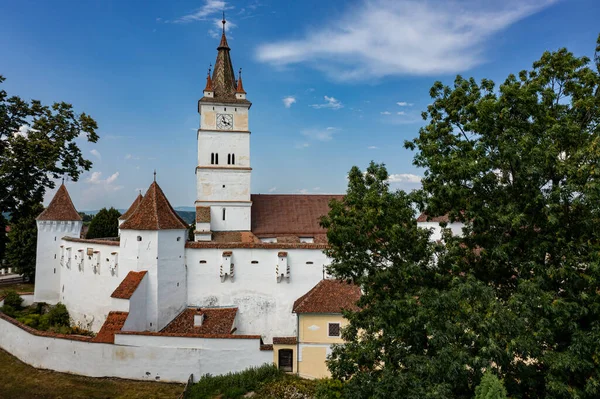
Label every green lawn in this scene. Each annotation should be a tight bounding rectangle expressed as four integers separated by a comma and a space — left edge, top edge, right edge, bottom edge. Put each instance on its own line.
0, 348, 184, 399
0, 283, 35, 297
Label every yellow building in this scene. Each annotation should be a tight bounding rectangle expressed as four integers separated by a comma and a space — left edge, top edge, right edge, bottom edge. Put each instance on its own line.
273, 279, 361, 379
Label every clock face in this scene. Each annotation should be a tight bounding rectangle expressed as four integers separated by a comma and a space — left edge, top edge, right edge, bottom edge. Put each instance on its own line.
216, 113, 233, 130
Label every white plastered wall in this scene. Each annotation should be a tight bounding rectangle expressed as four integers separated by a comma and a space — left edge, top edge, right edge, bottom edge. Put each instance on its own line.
58, 241, 123, 331
185, 247, 329, 341
197, 131, 250, 167
418, 221, 464, 241
34, 221, 82, 304
156, 229, 187, 331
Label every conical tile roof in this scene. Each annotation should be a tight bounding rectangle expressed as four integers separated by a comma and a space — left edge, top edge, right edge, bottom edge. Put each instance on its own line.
119, 181, 188, 230
119, 193, 143, 221
37, 184, 81, 221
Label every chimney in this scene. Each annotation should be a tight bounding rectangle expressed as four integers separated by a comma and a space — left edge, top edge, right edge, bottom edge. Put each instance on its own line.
194, 312, 205, 327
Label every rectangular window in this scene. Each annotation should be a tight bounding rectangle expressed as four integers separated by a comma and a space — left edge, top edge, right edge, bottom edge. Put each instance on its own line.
328, 323, 341, 337
222, 208, 226, 221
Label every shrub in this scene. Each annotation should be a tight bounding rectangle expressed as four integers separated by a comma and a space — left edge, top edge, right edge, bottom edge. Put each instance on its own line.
17, 313, 41, 328
315, 378, 346, 399
46, 303, 70, 327
1, 304, 16, 318
474, 371, 508, 399
189, 364, 284, 399
3, 290, 23, 310
257, 377, 317, 399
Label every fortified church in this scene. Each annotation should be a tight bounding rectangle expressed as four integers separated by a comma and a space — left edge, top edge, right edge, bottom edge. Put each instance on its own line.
25, 20, 455, 379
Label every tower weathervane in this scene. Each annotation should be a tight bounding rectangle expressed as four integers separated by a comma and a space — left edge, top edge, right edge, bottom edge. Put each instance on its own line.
222, 12, 226, 34
153, 170, 156, 182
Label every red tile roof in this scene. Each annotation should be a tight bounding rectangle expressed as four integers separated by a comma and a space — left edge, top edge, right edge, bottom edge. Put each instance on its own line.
63, 237, 120, 246
251, 194, 343, 236
293, 279, 361, 314
416, 213, 450, 223
111, 271, 147, 299
119, 193, 143, 221
92, 311, 128, 343
273, 336, 297, 345
37, 184, 82, 221
120, 181, 188, 230
160, 307, 237, 335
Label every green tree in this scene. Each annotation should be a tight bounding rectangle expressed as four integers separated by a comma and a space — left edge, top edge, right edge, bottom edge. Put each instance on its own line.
0, 75, 98, 217
324, 35, 600, 398
5, 202, 43, 282
86, 207, 121, 239
0, 214, 6, 265
474, 372, 508, 399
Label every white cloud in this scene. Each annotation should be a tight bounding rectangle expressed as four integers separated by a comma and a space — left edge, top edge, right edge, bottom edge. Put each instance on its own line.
388, 173, 421, 184
301, 126, 339, 142
309, 96, 343, 110
172, 0, 232, 23
396, 102, 413, 107
296, 188, 309, 194
125, 154, 140, 160
256, 0, 557, 81
90, 149, 101, 160
282, 96, 297, 108
268, 187, 277, 193
368, 146, 378, 149
208, 18, 237, 38
85, 171, 123, 192
397, 111, 406, 115
380, 111, 391, 115
295, 142, 310, 149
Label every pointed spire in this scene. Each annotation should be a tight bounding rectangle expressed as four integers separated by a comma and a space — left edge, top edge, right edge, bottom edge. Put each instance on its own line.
236, 68, 246, 94
209, 13, 236, 100
119, 193, 143, 221
204, 64, 213, 91
37, 183, 82, 221
119, 181, 188, 230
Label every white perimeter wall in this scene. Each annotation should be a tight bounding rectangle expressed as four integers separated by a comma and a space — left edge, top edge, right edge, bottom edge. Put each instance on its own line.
185, 247, 329, 341
0, 316, 271, 383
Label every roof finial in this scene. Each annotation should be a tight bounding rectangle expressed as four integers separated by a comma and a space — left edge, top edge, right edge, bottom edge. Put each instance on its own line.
62, 176, 65, 185
208, 63, 212, 76
238, 67, 242, 79
153, 169, 156, 182
222, 11, 226, 34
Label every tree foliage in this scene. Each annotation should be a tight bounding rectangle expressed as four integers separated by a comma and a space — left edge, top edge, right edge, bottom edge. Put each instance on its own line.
5, 202, 43, 283
0, 75, 98, 215
324, 36, 600, 398
474, 372, 508, 399
86, 207, 121, 239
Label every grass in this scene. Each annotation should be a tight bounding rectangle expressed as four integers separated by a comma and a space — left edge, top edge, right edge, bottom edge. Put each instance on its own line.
0, 283, 34, 297
0, 348, 184, 399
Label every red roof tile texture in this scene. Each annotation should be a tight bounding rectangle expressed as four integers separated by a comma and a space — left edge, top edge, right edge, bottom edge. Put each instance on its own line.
92, 311, 128, 344
160, 307, 237, 335
251, 194, 343, 236
37, 184, 82, 221
120, 181, 188, 230
273, 337, 297, 345
119, 193, 143, 221
63, 237, 120, 246
293, 279, 361, 314
111, 271, 147, 299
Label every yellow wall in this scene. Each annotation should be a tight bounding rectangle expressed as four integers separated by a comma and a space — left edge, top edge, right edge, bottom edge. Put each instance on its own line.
299, 314, 347, 344
298, 346, 331, 379
273, 344, 297, 373
233, 113, 248, 131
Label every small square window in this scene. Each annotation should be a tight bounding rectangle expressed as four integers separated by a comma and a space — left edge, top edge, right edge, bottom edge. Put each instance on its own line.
328, 323, 341, 337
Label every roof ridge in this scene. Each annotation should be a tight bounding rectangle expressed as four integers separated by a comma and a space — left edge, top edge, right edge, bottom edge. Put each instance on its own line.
37, 183, 82, 221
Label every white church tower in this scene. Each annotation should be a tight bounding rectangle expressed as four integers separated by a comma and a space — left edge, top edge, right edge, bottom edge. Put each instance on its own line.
195, 17, 251, 241
34, 183, 83, 304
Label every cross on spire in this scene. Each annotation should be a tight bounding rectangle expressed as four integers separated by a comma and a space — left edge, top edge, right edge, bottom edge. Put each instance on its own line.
222, 11, 226, 33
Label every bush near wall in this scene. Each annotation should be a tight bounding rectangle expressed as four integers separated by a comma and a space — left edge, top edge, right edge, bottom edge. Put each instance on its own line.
0, 293, 92, 336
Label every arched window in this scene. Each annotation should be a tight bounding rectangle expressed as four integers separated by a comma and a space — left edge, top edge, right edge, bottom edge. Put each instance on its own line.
215, 153, 219, 164
211, 153, 215, 164
227, 154, 231, 165
222, 208, 226, 221
232, 154, 235, 165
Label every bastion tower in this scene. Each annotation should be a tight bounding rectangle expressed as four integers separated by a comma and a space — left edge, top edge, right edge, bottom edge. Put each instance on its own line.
194, 17, 251, 241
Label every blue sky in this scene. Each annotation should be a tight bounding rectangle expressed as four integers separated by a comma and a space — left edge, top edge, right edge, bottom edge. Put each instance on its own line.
1, 0, 599, 210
